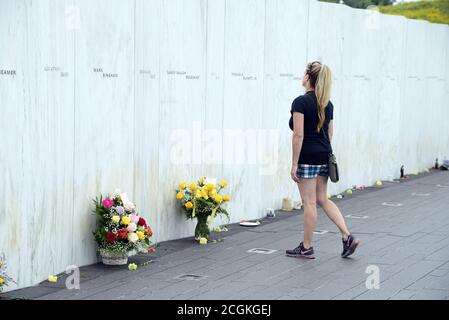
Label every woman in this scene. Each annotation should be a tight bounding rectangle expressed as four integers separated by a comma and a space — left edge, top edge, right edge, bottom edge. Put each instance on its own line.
286, 61, 360, 259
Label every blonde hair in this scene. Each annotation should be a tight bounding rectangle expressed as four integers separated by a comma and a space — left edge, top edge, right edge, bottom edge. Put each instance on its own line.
306, 62, 332, 132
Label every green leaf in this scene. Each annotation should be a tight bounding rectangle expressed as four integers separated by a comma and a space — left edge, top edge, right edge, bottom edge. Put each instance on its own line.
207, 204, 221, 226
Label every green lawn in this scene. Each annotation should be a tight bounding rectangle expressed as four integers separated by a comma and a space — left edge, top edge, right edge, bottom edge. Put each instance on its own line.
379, 0, 449, 25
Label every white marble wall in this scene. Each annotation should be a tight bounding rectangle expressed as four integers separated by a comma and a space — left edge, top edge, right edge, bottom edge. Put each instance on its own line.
1, 0, 448, 290
261, 0, 310, 209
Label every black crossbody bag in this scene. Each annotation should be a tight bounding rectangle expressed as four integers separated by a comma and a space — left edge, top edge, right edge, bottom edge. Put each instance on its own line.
322, 128, 339, 183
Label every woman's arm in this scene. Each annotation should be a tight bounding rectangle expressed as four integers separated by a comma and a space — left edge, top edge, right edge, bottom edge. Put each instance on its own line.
291, 112, 304, 182
328, 120, 333, 142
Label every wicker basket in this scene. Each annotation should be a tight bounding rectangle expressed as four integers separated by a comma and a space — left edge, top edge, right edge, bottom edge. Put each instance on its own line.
100, 251, 128, 265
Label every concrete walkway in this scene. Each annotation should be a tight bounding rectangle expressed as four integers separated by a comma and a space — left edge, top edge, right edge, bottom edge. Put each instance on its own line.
3, 170, 449, 300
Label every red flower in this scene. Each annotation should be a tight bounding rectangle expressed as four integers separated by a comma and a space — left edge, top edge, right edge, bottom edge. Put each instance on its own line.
117, 228, 128, 240
106, 232, 117, 244
145, 227, 153, 237
138, 217, 147, 227
148, 247, 156, 253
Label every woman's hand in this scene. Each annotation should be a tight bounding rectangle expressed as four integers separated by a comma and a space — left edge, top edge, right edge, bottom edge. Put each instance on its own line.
291, 165, 300, 183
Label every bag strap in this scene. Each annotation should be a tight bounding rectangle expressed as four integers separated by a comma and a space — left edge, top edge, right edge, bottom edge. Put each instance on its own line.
321, 126, 333, 154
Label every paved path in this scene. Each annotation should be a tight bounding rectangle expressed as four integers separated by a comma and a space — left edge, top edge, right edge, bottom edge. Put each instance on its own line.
3, 170, 449, 300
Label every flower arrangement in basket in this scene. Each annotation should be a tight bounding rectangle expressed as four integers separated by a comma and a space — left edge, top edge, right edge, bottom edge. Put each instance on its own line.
93, 190, 154, 265
176, 177, 231, 242
0, 253, 14, 292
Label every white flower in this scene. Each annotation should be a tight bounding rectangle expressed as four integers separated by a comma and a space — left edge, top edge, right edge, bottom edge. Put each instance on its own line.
128, 232, 138, 243
120, 193, 130, 205
124, 202, 136, 212
120, 193, 136, 212
113, 188, 121, 197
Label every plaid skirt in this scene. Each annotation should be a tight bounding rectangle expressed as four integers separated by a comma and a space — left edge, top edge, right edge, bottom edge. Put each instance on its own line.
297, 164, 329, 179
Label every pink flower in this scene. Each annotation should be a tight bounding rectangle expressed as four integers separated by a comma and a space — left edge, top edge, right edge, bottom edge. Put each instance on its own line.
127, 223, 137, 232
102, 197, 114, 209
130, 214, 139, 224
148, 247, 156, 253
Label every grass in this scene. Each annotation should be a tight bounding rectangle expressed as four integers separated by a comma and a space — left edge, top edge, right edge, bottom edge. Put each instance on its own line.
379, 0, 449, 25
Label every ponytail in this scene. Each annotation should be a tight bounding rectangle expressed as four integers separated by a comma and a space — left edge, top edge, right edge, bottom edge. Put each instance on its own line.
315, 64, 332, 132
305, 62, 333, 132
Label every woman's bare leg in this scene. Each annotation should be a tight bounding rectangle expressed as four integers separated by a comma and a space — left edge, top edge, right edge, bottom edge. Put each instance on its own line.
297, 178, 318, 249
316, 176, 350, 238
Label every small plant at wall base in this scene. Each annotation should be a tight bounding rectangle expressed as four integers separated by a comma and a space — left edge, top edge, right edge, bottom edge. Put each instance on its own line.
93, 190, 155, 265
0, 253, 14, 293
176, 177, 231, 242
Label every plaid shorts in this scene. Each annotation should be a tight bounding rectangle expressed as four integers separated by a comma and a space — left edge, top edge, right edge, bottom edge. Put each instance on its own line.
297, 164, 329, 179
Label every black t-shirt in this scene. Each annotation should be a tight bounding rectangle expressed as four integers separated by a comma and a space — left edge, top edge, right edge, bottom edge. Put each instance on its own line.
289, 90, 333, 165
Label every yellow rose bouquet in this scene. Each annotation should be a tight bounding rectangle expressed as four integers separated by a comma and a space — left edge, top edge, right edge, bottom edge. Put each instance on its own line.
176, 177, 231, 240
